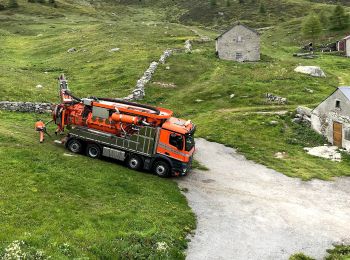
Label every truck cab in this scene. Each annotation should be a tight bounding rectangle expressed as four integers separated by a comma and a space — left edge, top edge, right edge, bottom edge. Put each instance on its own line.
156, 117, 196, 176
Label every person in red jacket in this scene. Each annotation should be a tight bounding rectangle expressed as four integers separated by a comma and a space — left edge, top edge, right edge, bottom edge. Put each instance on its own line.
35, 120, 46, 143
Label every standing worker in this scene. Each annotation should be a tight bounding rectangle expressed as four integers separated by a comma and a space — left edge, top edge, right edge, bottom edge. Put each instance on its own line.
35, 120, 46, 143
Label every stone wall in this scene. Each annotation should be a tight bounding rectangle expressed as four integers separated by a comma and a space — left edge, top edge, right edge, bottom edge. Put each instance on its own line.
124, 49, 173, 100
0, 101, 53, 113
1, 35, 195, 110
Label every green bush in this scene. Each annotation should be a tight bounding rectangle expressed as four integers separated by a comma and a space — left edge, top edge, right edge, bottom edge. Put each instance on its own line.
290, 253, 315, 260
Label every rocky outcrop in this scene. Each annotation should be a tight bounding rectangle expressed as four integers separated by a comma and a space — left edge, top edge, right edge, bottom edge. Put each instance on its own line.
294, 66, 326, 77
292, 106, 312, 125
0, 101, 53, 113
265, 93, 287, 104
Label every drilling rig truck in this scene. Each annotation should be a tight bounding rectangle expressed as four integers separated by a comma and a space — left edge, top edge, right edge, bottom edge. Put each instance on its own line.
49, 75, 195, 177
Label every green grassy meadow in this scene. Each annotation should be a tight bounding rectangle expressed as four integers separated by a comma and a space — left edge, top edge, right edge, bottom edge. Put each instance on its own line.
2, 0, 350, 257
0, 111, 195, 259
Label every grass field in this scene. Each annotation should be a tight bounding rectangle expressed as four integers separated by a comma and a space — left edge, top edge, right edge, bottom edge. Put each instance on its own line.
1, 0, 350, 257
0, 111, 195, 259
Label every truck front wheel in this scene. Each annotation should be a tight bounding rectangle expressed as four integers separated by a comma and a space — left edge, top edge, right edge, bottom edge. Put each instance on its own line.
86, 144, 101, 159
127, 154, 143, 171
67, 139, 83, 154
153, 161, 170, 178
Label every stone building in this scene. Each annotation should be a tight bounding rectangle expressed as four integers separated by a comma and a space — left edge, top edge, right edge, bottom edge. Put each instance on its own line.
311, 87, 350, 149
336, 35, 350, 57
215, 23, 260, 62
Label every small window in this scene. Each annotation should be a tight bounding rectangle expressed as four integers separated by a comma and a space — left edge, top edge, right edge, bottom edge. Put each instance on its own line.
169, 133, 183, 150
237, 36, 242, 42
236, 52, 243, 60
345, 129, 350, 141
336, 100, 341, 108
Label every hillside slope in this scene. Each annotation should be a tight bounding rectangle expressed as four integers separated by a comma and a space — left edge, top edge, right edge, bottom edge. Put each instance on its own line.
1, 0, 350, 256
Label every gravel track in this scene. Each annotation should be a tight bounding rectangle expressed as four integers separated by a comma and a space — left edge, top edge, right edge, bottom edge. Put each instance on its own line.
177, 138, 350, 260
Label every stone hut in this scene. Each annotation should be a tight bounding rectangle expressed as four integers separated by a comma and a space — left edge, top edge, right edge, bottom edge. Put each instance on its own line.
336, 35, 350, 57
311, 87, 350, 150
215, 23, 260, 62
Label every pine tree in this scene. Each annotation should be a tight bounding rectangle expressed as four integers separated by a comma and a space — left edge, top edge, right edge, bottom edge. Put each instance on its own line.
259, 3, 266, 14
302, 13, 322, 43
318, 10, 329, 27
8, 0, 18, 8
226, 0, 231, 7
210, 0, 217, 7
329, 5, 349, 30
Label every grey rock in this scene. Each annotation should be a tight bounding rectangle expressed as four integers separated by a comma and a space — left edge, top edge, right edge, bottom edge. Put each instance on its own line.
296, 106, 312, 117
109, 47, 120, 52
67, 47, 77, 53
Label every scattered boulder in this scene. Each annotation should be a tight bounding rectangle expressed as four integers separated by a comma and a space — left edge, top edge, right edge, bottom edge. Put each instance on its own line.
153, 81, 176, 88
304, 146, 341, 162
296, 106, 312, 117
67, 47, 77, 53
274, 152, 287, 159
293, 106, 312, 125
294, 66, 326, 77
266, 93, 287, 104
185, 40, 192, 53
195, 99, 203, 103
36, 84, 43, 88
230, 94, 235, 99
109, 47, 120, 52
305, 88, 314, 93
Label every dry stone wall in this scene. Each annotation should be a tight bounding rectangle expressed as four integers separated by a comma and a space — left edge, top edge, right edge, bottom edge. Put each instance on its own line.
0, 101, 53, 113
1, 35, 197, 111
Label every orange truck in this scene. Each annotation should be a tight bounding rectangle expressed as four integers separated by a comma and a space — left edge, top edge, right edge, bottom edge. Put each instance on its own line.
52, 75, 196, 177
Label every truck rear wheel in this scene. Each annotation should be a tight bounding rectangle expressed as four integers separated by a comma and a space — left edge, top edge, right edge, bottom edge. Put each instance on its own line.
67, 139, 83, 154
153, 161, 170, 178
127, 154, 143, 171
86, 144, 101, 159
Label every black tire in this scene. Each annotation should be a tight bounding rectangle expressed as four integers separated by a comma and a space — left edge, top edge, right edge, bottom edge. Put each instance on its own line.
86, 144, 102, 159
127, 154, 143, 171
153, 161, 171, 178
67, 139, 83, 154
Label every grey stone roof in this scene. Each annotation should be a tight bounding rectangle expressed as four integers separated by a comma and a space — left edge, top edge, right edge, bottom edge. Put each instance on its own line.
215, 22, 260, 40
339, 86, 350, 100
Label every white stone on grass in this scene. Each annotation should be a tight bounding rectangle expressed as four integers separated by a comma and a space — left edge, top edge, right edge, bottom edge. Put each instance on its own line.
304, 146, 341, 162
109, 47, 120, 52
294, 66, 326, 77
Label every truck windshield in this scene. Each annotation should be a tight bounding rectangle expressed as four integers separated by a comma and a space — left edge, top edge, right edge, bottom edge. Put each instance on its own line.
185, 135, 195, 152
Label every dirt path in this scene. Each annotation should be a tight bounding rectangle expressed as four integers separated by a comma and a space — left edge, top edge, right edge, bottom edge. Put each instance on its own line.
177, 138, 350, 260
